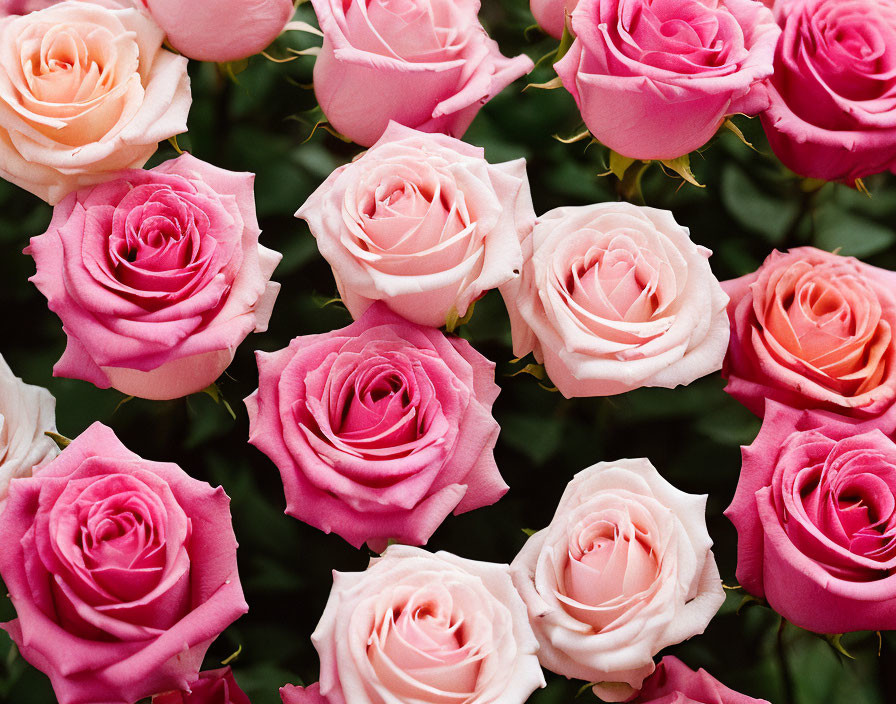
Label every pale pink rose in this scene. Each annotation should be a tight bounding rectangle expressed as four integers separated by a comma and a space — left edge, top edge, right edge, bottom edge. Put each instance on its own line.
281, 683, 327, 704
153, 668, 251, 704
297, 122, 533, 328
500, 202, 729, 398
0, 1, 191, 204
511, 459, 725, 702
144, 0, 294, 62
554, 0, 780, 160
312, 545, 545, 704
0, 422, 248, 704
310, 0, 534, 147
246, 302, 507, 550
531, 0, 578, 39
631, 657, 771, 704
26, 153, 282, 400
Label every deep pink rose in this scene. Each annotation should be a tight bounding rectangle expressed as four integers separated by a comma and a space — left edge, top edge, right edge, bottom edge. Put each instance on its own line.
723, 246, 896, 418
153, 668, 251, 704
0, 0, 58, 14
310, 0, 534, 147
530, 0, 578, 39
631, 657, 770, 703
26, 153, 282, 400
554, 0, 780, 160
281, 683, 327, 704
245, 302, 507, 550
0, 423, 248, 704
725, 400, 896, 633
761, 0, 896, 183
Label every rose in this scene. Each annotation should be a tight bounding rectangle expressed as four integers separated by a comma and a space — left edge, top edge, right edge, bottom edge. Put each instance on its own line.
153, 668, 251, 704
245, 302, 507, 550
309, 0, 534, 147
500, 202, 730, 398
144, 0, 294, 62
510, 458, 725, 702
723, 246, 896, 418
725, 400, 896, 633
554, 0, 780, 160
0, 353, 58, 501
0, 0, 58, 15
0, 422, 248, 704
0, 1, 191, 204
760, 0, 896, 183
26, 153, 282, 400
311, 544, 545, 704
531, 0, 578, 39
281, 683, 327, 704
297, 122, 533, 328
631, 657, 770, 704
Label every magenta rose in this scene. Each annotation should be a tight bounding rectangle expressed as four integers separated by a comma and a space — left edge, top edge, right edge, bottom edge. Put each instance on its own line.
723, 246, 896, 419
153, 668, 251, 704
0, 423, 248, 704
26, 153, 282, 400
281, 683, 327, 704
310, 0, 534, 147
761, 0, 896, 183
554, 0, 780, 160
631, 657, 770, 704
725, 400, 896, 634
245, 302, 507, 550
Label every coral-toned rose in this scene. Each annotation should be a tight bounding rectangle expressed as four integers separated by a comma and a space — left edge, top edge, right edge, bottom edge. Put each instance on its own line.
761, 0, 896, 183
554, 0, 780, 160
144, 0, 294, 62
297, 123, 533, 328
723, 247, 896, 418
0, 423, 248, 704
312, 545, 545, 704
0, 1, 191, 204
153, 668, 251, 704
511, 459, 725, 702
500, 202, 729, 397
631, 657, 770, 704
531, 0, 578, 39
726, 400, 896, 633
281, 683, 327, 704
27, 153, 282, 400
310, 0, 533, 147
246, 303, 507, 550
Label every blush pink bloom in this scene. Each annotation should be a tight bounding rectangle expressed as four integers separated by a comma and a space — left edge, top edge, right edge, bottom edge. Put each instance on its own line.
0, 1, 191, 204
312, 545, 545, 704
725, 400, 896, 634
510, 459, 725, 702
500, 203, 729, 398
531, 0, 578, 39
554, 0, 780, 160
0, 422, 248, 704
310, 0, 534, 147
245, 302, 507, 550
153, 668, 251, 704
26, 153, 282, 400
297, 123, 533, 328
631, 657, 770, 704
281, 683, 327, 704
723, 247, 896, 419
761, 0, 896, 183
144, 0, 294, 62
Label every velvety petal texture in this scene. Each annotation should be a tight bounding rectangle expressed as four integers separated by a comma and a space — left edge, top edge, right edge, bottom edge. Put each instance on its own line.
26, 153, 282, 400
723, 246, 896, 418
312, 545, 545, 704
0, 422, 248, 704
297, 122, 533, 328
153, 668, 252, 704
631, 656, 771, 704
510, 459, 725, 702
245, 302, 507, 550
554, 0, 780, 159
310, 0, 534, 147
0, 0, 192, 204
500, 202, 729, 398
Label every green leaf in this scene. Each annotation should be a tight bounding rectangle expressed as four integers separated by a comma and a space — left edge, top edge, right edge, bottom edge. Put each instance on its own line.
720, 165, 800, 243
814, 211, 896, 258
555, 22, 576, 63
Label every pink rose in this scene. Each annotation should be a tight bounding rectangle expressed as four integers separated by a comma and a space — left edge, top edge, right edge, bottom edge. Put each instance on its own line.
297, 123, 533, 328
0, 1, 191, 204
26, 153, 282, 400
725, 400, 896, 633
144, 0, 294, 62
554, 0, 780, 160
631, 657, 770, 704
510, 459, 725, 702
312, 545, 545, 704
723, 246, 896, 418
310, 0, 534, 147
531, 0, 578, 39
245, 302, 507, 550
0, 0, 58, 15
0, 422, 248, 704
153, 668, 251, 704
500, 203, 729, 397
281, 683, 327, 704
761, 0, 896, 183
